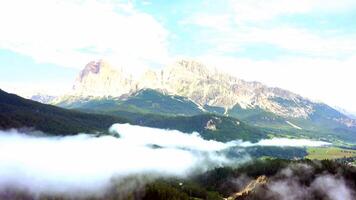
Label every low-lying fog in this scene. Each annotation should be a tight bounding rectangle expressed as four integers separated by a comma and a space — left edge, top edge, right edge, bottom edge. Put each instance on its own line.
240, 138, 331, 147
0, 123, 330, 197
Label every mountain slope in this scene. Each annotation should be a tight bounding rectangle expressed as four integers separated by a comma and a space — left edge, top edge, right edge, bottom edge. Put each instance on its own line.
49, 59, 356, 143
68, 59, 316, 118
61, 60, 355, 126
55, 89, 205, 116
0, 89, 127, 135
75, 108, 267, 142
1, 89, 269, 142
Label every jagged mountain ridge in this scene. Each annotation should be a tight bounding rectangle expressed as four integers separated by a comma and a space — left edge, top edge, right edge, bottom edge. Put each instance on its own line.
62, 59, 317, 119
49, 59, 356, 143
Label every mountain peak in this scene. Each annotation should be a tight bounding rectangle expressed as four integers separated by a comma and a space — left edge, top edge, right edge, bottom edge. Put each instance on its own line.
72, 60, 136, 97
170, 59, 211, 76
79, 60, 112, 81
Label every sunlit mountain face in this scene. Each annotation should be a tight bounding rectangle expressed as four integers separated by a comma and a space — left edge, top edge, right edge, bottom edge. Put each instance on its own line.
1, 0, 356, 199
48, 59, 356, 144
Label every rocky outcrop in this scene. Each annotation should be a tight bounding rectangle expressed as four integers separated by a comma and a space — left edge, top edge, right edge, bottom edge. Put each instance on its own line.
227, 175, 268, 200
205, 119, 217, 131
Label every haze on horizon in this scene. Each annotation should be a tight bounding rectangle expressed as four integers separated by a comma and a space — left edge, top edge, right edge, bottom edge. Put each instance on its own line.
0, 0, 356, 114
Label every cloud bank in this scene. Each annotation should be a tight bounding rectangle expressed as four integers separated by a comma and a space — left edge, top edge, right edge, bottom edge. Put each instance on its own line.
239, 138, 331, 147
0, 124, 238, 197
0, 123, 333, 197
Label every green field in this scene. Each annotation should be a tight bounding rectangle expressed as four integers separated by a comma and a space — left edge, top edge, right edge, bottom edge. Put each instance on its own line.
306, 147, 356, 160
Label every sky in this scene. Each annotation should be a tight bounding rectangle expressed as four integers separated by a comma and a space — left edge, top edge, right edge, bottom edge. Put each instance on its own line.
0, 0, 356, 113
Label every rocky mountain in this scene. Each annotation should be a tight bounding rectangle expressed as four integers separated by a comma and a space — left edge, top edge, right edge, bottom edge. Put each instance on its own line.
64, 59, 315, 118
50, 59, 356, 143
60, 59, 354, 121
71, 60, 137, 97
145, 60, 316, 119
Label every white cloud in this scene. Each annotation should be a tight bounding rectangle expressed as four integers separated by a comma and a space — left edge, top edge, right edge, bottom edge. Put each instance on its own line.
312, 174, 354, 200
240, 138, 331, 147
0, 123, 335, 197
187, 21, 356, 57
239, 27, 356, 56
180, 14, 232, 32
0, 0, 170, 73
0, 124, 236, 196
229, 0, 356, 23
184, 1, 356, 57
110, 124, 235, 151
0, 122, 333, 197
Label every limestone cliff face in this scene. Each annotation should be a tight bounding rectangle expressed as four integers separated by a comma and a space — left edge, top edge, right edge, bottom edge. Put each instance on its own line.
64, 59, 323, 119
72, 60, 137, 97
138, 59, 313, 118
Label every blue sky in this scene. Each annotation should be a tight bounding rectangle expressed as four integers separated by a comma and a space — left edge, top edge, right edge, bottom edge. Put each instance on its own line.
1, 0, 356, 112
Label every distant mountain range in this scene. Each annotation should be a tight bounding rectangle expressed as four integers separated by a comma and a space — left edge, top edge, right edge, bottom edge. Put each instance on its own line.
30, 93, 56, 104
24, 59, 356, 144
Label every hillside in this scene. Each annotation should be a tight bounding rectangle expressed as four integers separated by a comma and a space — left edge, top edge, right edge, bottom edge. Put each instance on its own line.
0, 89, 268, 142
122, 111, 267, 142
56, 89, 204, 116
54, 89, 356, 144
0, 89, 127, 135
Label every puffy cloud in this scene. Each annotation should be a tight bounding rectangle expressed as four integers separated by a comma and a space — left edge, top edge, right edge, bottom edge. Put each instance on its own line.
0, 124, 238, 197
312, 174, 354, 200
0, 0, 170, 73
109, 123, 236, 151
0, 123, 344, 198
